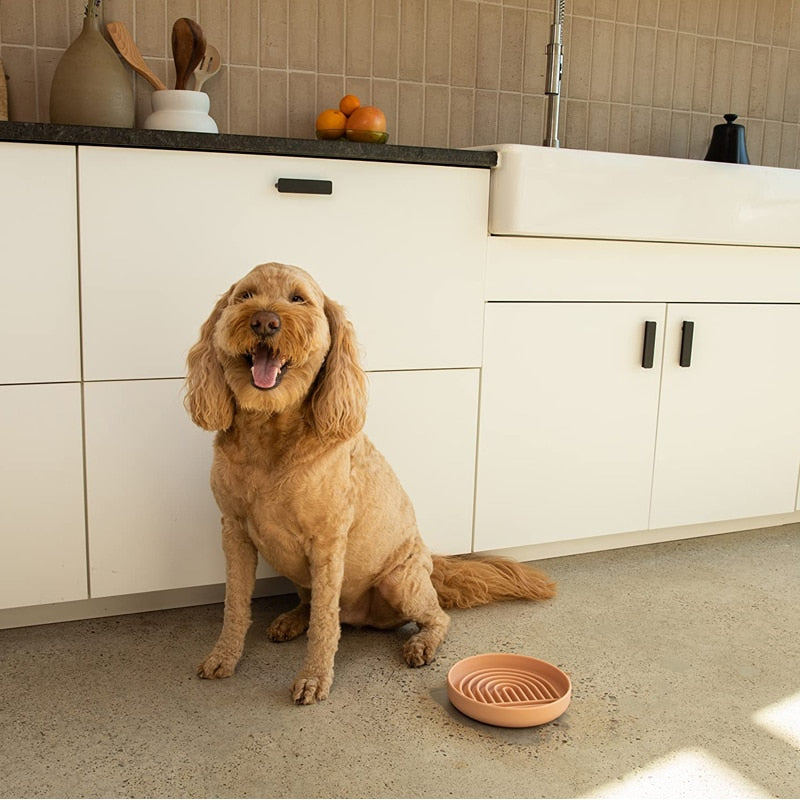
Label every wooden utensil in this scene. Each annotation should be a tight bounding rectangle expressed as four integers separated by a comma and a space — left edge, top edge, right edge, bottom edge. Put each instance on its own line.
106, 21, 167, 92
193, 43, 221, 92
172, 18, 206, 91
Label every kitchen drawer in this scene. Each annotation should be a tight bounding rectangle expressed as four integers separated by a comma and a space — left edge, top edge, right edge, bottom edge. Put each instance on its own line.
79, 147, 488, 380
0, 143, 80, 384
84, 369, 479, 597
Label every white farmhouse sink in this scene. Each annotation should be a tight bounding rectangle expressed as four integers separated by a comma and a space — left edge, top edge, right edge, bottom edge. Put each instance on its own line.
473, 144, 800, 247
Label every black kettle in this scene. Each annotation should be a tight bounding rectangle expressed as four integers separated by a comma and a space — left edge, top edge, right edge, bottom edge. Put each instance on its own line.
705, 113, 750, 164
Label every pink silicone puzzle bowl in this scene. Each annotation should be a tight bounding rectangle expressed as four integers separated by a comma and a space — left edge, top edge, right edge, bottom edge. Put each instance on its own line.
447, 653, 571, 728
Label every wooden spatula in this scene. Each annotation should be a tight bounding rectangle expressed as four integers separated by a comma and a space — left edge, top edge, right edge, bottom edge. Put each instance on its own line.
106, 21, 167, 91
172, 18, 206, 90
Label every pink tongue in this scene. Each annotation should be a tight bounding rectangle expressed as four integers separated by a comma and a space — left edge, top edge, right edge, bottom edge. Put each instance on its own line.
251, 349, 283, 389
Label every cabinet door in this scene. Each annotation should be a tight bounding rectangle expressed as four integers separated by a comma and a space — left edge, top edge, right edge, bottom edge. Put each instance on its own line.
650, 304, 800, 528
474, 303, 665, 550
0, 384, 86, 608
84, 379, 226, 597
364, 369, 479, 555
0, 143, 80, 383
78, 147, 487, 380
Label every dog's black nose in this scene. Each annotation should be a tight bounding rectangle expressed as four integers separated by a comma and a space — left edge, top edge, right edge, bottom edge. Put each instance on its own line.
250, 310, 281, 337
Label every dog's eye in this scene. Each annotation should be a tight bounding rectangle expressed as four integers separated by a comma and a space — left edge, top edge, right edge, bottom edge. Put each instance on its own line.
291, 293, 305, 303
235, 290, 254, 303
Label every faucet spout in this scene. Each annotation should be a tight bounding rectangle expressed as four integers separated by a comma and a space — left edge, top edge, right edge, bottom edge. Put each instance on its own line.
543, 0, 565, 148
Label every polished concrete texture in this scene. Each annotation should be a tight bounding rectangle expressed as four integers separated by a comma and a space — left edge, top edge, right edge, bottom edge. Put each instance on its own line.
1, 524, 798, 799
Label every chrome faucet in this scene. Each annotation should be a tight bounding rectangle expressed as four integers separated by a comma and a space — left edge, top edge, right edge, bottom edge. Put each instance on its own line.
543, 0, 565, 147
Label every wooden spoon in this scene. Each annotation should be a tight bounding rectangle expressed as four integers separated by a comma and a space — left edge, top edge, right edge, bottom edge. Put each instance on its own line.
172, 18, 206, 91
106, 21, 167, 91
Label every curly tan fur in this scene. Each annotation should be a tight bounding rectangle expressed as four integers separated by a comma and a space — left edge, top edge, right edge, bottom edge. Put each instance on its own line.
186, 262, 555, 705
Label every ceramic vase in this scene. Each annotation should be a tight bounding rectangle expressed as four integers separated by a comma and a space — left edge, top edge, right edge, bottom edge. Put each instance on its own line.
143, 90, 218, 133
49, 1, 134, 128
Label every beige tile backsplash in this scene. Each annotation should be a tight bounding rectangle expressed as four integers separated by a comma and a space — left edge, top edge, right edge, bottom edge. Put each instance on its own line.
2, 0, 800, 167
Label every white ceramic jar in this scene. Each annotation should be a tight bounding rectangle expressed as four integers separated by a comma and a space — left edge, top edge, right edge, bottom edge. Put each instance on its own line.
143, 90, 218, 133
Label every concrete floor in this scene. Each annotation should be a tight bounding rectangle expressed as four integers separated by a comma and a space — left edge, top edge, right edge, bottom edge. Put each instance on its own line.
1, 524, 798, 799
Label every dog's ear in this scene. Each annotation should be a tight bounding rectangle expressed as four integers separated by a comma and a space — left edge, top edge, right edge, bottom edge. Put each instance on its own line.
307, 297, 367, 442
184, 286, 236, 431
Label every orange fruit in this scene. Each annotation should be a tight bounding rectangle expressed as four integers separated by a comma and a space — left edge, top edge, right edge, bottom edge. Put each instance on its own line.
345, 105, 388, 143
339, 94, 361, 116
315, 108, 347, 139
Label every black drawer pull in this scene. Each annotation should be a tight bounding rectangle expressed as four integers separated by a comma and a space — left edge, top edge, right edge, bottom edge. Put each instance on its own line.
679, 321, 694, 367
642, 320, 657, 369
275, 178, 333, 195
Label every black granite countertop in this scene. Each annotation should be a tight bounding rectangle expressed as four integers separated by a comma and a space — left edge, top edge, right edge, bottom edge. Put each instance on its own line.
0, 122, 497, 169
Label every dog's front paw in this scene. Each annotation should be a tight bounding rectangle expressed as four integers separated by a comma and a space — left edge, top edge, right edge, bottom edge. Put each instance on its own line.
197, 649, 239, 679
291, 672, 332, 705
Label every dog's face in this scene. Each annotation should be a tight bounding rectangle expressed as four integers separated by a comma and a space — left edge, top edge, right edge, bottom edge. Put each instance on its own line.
212, 263, 331, 415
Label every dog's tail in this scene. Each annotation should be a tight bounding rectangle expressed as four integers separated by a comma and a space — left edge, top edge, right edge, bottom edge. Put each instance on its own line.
430, 554, 556, 610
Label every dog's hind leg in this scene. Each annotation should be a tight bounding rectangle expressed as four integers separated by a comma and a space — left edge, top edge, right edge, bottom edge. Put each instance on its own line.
378, 552, 450, 667
267, 587, 311, 642
197, 518, 258, 679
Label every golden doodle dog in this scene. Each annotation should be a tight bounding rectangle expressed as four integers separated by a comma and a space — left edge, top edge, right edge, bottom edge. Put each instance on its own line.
186, 262, 555, 705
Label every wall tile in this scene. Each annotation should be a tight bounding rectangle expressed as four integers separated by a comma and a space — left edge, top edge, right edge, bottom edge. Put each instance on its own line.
590, 18, 614, 101
398, 0, 424, 81
610, 22, 634, 103
373, 0, 399, 79
397, 80, 424, 145
449, 86, 475, 147
476, 1, 501, 89
710, 38, 734, 114
230, 0, 259, 66
346, 0, 372, 77
608, 101, 631, 151
692, 36, 714, 111
497, 89, 522, 140
521, 93, 545, 145
631, 25, 655, 106
4, 0, 800, 169
423, 83, 450, 146
736, 0, 758, 42
522, 9, 548, 94
587, 100, 611, 150
473, 88, 499, 144
730, 41, 753, 115
567, 15, 592, 100
499, 6, 525, 91
452, 0, 478, 87
261, 0, 288, 69
672, 32, 695, 110
425, 0, 451, 84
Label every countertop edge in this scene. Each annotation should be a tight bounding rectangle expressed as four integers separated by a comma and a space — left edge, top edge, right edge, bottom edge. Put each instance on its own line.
0, 122, 498, 169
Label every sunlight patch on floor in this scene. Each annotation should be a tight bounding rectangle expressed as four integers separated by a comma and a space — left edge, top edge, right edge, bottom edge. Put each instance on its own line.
584, 749, 769, 798
752, 691, 800, 750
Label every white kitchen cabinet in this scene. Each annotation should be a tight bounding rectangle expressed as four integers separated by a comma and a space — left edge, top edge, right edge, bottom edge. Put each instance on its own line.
84, 369, 479, 597
0, 384, 87, 608
0, 143, 80, 383
476, 300, 800, 550
474, 303, 665, 550
364, 368, 479, 555
650, 303, 800, 528
78, 146, 488, 380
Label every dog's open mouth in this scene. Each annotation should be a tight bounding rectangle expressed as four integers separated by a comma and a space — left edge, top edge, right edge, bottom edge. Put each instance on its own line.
245, 345, 290, 390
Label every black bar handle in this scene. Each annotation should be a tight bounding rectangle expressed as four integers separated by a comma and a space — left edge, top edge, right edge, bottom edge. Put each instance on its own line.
642, 321, 657, 369
679, 320, 694, 367
276, 178, 333, 195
